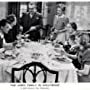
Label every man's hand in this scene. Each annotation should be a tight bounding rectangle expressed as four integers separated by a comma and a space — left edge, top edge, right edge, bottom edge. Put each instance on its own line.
24, 34, 29, 38
20, 26, 23, 31
17, 34, 22, 40
30, 26, 36, 31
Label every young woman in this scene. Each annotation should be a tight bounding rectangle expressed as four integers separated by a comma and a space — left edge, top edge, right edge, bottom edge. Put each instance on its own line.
76, 34, 90, 82
65, 33, 90, 70
52, 6, 69, 43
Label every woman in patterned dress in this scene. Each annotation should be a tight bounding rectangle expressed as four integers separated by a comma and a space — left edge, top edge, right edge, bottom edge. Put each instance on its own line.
52, 6, 69, 43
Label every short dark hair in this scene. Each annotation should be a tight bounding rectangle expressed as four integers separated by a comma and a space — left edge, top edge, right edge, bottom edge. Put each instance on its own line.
28, 2, 37, 9
0, 19, 8, 28
70, 22, 77, 30
6, 14, 16, 24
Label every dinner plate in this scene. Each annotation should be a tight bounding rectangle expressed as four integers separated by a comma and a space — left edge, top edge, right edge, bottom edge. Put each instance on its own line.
52, 55, 72, 63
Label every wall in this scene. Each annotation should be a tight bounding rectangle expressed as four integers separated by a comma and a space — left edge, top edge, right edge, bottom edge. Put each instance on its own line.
47, 3, 57, 26
0, 2, 7, 20
46, 2, 90, 30
66, 2, 90, 30
42, 2, 57, 26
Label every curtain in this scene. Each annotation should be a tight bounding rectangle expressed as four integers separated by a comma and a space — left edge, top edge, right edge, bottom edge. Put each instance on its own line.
8, 2, 20, 22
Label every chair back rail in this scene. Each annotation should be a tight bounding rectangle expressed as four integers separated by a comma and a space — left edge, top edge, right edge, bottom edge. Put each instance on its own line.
12, 62, 59, 83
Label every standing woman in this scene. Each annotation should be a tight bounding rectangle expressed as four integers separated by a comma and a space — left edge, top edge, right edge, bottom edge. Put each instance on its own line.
52, 5, 69, 43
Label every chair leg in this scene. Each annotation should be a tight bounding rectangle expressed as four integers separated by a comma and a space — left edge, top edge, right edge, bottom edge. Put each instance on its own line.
12, 68, 14, 83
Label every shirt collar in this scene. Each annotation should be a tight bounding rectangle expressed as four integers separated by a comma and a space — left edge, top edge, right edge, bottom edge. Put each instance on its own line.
57, 14, 65, 18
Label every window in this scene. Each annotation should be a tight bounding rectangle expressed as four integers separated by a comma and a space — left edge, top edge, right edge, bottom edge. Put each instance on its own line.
20, 2, 28, 17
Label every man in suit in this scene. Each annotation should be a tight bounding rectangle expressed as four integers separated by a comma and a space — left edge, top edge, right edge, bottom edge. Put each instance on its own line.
20, 3, 43, 41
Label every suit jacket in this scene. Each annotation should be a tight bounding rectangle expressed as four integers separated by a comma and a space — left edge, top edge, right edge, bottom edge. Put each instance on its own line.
20, 12, 43, 34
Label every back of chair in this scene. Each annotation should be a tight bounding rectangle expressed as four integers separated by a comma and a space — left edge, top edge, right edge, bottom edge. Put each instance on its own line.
12, 62, 59, 83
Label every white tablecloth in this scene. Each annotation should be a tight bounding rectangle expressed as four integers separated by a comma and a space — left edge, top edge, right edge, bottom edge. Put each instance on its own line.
0, 42, 78, 83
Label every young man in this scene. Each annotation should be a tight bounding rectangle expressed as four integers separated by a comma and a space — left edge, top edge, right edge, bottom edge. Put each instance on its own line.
0, 19, 13, 49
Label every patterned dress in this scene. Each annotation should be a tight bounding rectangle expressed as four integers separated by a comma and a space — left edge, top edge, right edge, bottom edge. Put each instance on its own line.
53, 14, 69, 43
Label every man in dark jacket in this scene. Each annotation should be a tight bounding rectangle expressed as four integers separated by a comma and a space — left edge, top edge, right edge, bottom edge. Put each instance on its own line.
20, 3, 43, 41
5, 14, 21, 43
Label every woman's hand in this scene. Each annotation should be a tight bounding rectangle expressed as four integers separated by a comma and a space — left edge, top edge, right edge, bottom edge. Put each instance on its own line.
77, 65, 90, 76
60, 47, 67, 56
70, 44, 79, 51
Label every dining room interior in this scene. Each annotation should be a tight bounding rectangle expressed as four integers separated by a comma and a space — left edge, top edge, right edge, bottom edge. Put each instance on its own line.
0, 1, 90, 83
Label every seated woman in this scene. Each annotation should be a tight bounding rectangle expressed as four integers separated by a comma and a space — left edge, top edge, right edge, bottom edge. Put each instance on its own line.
65, 33, 90, 69
76, 34, 90, 82
77, 48, 90, 82
0, 19, 13, 50
6, 14, 23, 43
66, 22, 79, 43
59, 22, 79, 54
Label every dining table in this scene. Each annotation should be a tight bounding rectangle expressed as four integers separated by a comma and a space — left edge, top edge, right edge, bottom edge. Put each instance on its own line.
0, 40, 78, 83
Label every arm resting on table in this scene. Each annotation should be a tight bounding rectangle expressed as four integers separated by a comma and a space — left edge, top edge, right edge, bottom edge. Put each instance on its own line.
77, 64, 90, 75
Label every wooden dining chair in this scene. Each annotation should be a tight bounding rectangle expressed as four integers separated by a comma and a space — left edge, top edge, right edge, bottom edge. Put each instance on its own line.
11, 61, 59, 83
